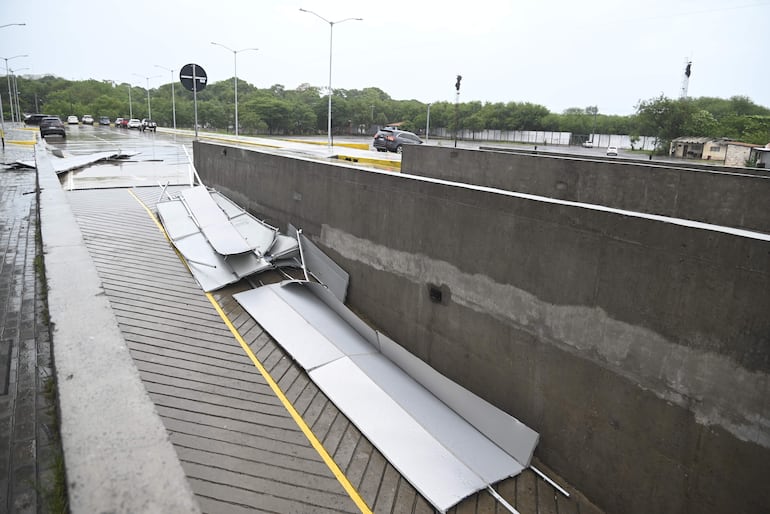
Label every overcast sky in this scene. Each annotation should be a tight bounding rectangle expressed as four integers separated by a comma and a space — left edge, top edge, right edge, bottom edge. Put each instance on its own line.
2, 0, 768, 115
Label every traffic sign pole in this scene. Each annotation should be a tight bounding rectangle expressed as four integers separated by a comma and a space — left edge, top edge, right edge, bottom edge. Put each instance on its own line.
179, 63, 208, 140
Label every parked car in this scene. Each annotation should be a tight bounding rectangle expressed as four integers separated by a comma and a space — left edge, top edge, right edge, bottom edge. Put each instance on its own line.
67, 115, 79, 125
582, 140, 594, 148
373, 128, 423, 154
24, 113, 51, 126
114, 117, 124, 128
127, 118, 142, 129
606, 146, 618, 156
120, 118, 130, 128
81, 114, 94, 125
39, 116, 66, 138
98, 116, 110, 126
141, 118, 157, 132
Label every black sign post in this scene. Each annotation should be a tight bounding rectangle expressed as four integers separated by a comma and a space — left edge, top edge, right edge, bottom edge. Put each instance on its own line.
180, 64, 207, 139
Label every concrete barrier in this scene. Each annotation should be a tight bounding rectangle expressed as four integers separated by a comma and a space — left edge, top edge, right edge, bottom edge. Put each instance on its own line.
195, 140, 770, 514
37, 142, 201, 513
402, 145, 770, 233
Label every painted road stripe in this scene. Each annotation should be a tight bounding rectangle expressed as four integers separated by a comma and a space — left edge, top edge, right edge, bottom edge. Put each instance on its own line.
128, 189, 373, 514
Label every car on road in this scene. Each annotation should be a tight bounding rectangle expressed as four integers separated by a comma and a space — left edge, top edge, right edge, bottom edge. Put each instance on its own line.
606, 146, 618, 156
98, 116, 110, 126
141, 119, 157, 132
67, 115, 79, 125
127, 118, 142, 129
82, 115, 94, 125
373, 128, 423, 154
39, 116, 66, 138
582, 140, 594, 148
24, 113, 51, 126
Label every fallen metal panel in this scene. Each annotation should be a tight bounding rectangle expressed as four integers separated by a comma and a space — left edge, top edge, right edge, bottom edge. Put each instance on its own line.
181, 186, 252, 255
210, 191, 245, 219
235, 281, 537, 512
226, 252, 273, 278
233, 286, 345, 370
271, 283, 378, 358
309, 357, 486, 513
51, 151, 139, 174
230, 214, 278, 256
173, 233, 239, 292
156, 200, 199, 240
266, 234, 299, 260
351, 352, 525, 484
299, 282, 380, 351
288, 224, 348, 302
377, 332, 539, 467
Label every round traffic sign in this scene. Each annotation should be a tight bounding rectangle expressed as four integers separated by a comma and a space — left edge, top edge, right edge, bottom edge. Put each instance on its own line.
180, 64, 207, 92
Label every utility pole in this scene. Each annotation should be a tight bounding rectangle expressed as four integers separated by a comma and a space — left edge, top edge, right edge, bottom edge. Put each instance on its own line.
680, 59, 692, 99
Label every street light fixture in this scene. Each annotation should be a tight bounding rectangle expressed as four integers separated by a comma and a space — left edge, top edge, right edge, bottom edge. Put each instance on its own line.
133, 73, 160, 119
211, 42, 258, 137
154, 65, 177, 129
299, 8, 362, 149
2, 54, 28, 123
0, 23, 26, 29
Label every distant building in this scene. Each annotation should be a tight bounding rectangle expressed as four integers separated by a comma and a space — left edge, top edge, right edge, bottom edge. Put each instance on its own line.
724, 141, 758, 167
670, 137, 765, 167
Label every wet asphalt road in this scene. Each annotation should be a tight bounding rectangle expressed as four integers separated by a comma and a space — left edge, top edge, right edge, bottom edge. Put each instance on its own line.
43, 125, 196, 190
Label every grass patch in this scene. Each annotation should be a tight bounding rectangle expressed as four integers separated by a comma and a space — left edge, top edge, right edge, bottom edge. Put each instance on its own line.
42, 375, 68, 513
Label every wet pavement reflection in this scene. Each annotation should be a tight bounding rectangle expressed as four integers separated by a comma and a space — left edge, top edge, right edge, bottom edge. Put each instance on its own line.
43, 126, 196, 190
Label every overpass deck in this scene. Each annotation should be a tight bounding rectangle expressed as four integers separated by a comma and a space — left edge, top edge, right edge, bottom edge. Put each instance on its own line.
29, 136, 602, 513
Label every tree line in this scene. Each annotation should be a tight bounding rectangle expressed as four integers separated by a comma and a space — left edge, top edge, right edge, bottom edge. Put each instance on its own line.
9, 74, 770, 153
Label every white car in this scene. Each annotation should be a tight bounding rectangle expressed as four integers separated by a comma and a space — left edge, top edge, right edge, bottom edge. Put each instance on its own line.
67, 115, 79, 125
606, 146, 618, 156
582, 140, 594, 148
81, 114, 94, 125
127, 118, 142, 129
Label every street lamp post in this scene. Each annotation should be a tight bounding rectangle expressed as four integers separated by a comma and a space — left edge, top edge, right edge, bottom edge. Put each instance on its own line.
299, 8, 362, 149
133, 73, 160, 119
11, 67, 29, 121
2, 54, 28, 123
128, 83, 133, 119
0, 23, 26, 29
154, 65, 176, 129
211, 42, 258, 137
426, 103, 431, 143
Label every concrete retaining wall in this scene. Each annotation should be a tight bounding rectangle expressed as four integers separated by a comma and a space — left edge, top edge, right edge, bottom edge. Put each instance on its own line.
195, 141, 770, 514
402, 145, 770, 233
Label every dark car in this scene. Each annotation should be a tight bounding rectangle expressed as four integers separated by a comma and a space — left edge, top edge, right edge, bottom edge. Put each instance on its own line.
141, 118, 157, 132
98, 116, 110, 126
39, 116, 66, 138
373, 128, 423, 154
24, 113, 51, 126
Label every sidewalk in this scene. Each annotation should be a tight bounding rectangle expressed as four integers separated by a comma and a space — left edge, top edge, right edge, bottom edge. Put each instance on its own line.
0, 128, 62, 512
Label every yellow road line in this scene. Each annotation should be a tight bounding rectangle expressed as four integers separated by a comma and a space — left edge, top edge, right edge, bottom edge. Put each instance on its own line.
127, 189, 373, 514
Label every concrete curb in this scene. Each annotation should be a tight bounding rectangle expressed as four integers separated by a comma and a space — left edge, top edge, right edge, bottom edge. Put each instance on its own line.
36, 141, 201, 513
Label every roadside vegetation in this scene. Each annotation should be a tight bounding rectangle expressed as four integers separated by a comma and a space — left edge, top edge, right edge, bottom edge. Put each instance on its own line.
9, 75, 770, 153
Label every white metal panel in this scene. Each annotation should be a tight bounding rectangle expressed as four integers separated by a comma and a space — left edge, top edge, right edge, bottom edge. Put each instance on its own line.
233, 286, 344, 370
173, 233, 239, 292
310, 358, 486, 512
267, 234, 299, 259
181, 186, 252, 255
272, 283, 378, 358
352, 352, 524, 483
298, 232, 349, 302
156, 200, 199, 239
377, 332, 539, 467
230, 214, 278, 256
210, 191, 244, 218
